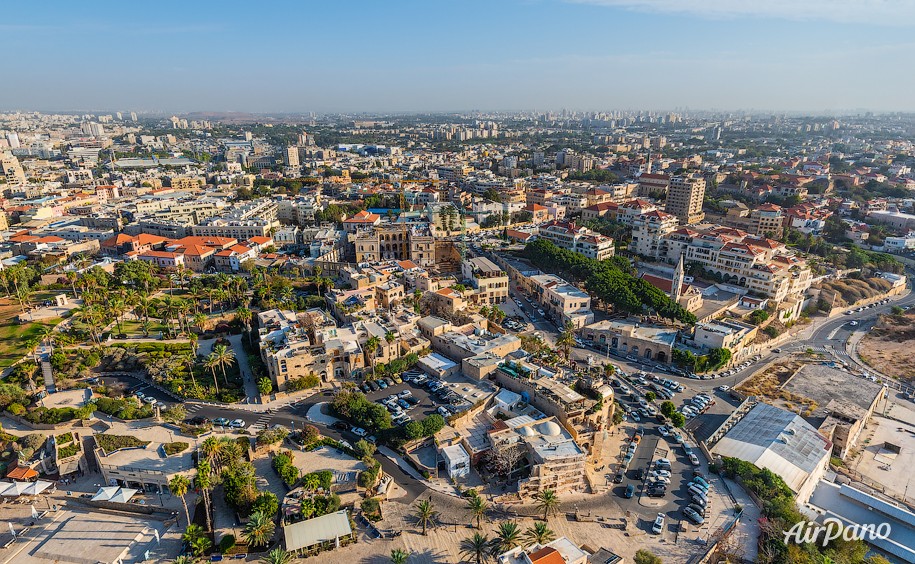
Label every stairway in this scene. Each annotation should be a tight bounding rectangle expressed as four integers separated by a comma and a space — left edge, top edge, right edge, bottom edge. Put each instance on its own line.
41, 360, 56, 393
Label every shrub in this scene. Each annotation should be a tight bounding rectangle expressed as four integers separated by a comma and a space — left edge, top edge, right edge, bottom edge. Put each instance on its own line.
361, 497, 382, 521
58, 442, 81, 458
286, 373, 321, 392
95, 434, 150, 453
162, 442, 189, 456
256, 427, 288, 447
7, 403, 26, 416
56, 432, 74, 444
95, 397, 154, 420
218, 534, 236, 553
272, 451, 299, 488
24, 406, 91, 425
177, 422, 212, 437
252, 492, 279, 517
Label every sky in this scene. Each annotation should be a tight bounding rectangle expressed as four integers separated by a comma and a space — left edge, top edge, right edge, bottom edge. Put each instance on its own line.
1, 0, 914, 114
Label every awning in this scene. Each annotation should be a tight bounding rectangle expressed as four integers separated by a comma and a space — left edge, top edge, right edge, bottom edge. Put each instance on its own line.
0, 482, 32, 497
108, 488, 138, 503
22, 481, 51, 496
92, 486, 137, 503
91, 486, 120, 502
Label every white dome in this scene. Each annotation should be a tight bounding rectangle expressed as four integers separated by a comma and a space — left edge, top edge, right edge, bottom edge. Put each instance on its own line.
538, 421, 562, 436
519, 426, 537, 437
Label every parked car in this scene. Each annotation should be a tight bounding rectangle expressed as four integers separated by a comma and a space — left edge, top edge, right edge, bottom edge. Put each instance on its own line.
688, 483, 709, 499
624, 484, 635, 498
692, 474, 710, 487
213, 417, 229, 426
652, 513, 666, 534
376, 380, 388, 389
437, 406, 451, 417
229, 419, 245, 428
647, 487, 666, 498
682, 506, 705, 525
613, 471, 625, 484
689, 453, 700, 466
352, 427, 368, 437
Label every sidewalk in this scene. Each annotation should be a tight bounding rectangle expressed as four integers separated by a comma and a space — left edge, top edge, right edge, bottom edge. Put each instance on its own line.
720, 477, 760, 562
376, 445, 461, 498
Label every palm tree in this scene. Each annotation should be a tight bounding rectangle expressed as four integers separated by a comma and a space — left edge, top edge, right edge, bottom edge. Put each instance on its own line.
183, 523, 210, 555
260, 548, 292, 564
190, 536, 212, 557
243, 510, 275, 548
195, 461, 214, 532
390, 549, 409, 564
211, 343, 236, 386
490, 522, 521, 556
169, 475, 192, 526
200, 437, 224, 473
204, 354, 220, 394
65, 270, 78, 298
236, 306, 253, 345
535, 489, 560, 522
466, 492, 488, 529
364, 336, 380, 379
182, 523, 205, 544
460, 532, 490, 564
413, 499, 438, 535
523, 521, 555, 545
193, 312, 208, 334
385, 330, 396, 347
557, 321, 576, 364
173, 556, 197, 564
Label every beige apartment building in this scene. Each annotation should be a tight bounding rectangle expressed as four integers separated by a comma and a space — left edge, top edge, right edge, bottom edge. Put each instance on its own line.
461, 257, 509, 304
354, 224, 435, 268
529, 273, 594, 329
665, 173, 706, 225
538, 220, 615, 261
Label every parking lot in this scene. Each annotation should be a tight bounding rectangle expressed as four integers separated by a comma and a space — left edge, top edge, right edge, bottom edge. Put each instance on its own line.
358, 371, 495, 428
98, 373, 177, 406
606, 369, 738, 540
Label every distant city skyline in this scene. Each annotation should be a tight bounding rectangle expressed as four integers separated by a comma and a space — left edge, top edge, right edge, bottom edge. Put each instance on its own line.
2, 0, 914, 113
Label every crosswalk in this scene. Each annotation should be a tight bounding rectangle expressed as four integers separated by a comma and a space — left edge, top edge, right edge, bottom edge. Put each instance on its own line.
253, 413, 274, 428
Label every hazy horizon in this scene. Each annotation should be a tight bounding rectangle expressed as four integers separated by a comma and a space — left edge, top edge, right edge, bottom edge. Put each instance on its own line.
3, 0, 915, 114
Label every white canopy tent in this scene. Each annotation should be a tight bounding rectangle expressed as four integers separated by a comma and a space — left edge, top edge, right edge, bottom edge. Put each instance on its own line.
0, 482, 31, 497
91, 486, 120, 502
21, 481, 51, 496
92, 486, 137, 503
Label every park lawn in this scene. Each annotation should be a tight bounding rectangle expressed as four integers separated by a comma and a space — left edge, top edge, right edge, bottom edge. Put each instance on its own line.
0, 300, 61, 368
118, 319, 168, 337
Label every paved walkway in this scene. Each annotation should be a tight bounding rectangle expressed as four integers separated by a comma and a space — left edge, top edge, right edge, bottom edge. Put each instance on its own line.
227, 334, 259, 401
720, 477, 760, 562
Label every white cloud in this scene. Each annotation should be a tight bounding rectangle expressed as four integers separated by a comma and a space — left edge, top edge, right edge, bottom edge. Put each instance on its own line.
567, 0, 915, 25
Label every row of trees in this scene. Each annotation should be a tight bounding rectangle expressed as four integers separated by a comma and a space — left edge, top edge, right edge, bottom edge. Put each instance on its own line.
522, 239, 696, 324
408, 490, 562, 563
671, 347, 731, 373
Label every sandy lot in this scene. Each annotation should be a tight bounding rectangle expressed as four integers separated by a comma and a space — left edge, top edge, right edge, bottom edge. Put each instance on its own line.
859, 312, 915, 381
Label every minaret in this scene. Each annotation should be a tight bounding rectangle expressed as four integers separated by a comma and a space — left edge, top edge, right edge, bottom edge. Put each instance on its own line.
671, 255, 685, 304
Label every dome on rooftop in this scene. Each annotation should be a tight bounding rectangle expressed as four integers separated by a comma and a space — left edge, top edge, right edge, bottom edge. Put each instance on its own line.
537, 421, 562, 436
